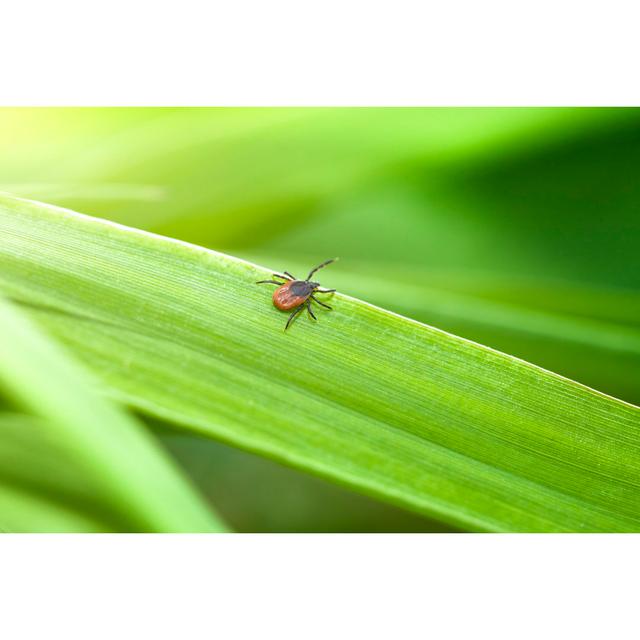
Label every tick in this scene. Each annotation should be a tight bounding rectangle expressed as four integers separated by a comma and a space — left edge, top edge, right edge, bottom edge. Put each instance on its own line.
256, 258, 338, 330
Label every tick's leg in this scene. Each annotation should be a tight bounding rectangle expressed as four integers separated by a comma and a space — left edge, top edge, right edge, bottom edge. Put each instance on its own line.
284, 271, 297, 280
306, 301, 317, 320
274, 273, 292, 281
315, 288, 336, 294
256, 280, 284, 285
285, 305, 304, 331
307, 258, 337, 280
310, 295, 332, 310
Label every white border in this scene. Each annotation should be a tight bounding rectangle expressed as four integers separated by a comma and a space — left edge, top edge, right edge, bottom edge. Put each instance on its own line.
1, 535, 637, 639
1, 1, 640, 105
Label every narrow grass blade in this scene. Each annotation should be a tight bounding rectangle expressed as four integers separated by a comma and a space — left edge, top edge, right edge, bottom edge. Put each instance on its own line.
0, 295, 226, 532
0, 194, 638, 532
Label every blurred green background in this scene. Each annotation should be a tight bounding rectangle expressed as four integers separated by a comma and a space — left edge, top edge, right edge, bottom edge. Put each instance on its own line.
1, 107, 638, 532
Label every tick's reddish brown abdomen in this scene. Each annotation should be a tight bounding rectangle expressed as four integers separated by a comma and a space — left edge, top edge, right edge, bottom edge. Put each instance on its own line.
273, 281, 313, 310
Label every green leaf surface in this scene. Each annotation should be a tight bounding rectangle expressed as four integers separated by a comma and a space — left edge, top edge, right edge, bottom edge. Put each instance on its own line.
0, 414, 116, 532
0, 293, 226, 532
1, 193, 638, 532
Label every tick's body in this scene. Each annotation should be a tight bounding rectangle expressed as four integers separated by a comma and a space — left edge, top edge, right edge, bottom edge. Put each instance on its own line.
257, 259, 337, 330
273, 279, 318, 310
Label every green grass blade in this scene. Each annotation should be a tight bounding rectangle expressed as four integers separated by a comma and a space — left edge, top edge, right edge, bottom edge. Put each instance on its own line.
1, 193, 638, 532
0, 414, 119, 532
0, 294, 226, 532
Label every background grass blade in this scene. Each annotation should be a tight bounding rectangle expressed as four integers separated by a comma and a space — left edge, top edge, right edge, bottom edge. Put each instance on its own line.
0, 294, 226, 533
0, 414, 118, 532
0, 108, 633, 247
1, 193, 638, 532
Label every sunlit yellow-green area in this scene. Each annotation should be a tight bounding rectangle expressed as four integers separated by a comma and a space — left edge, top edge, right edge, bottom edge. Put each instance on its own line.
0, 108, 638, 532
